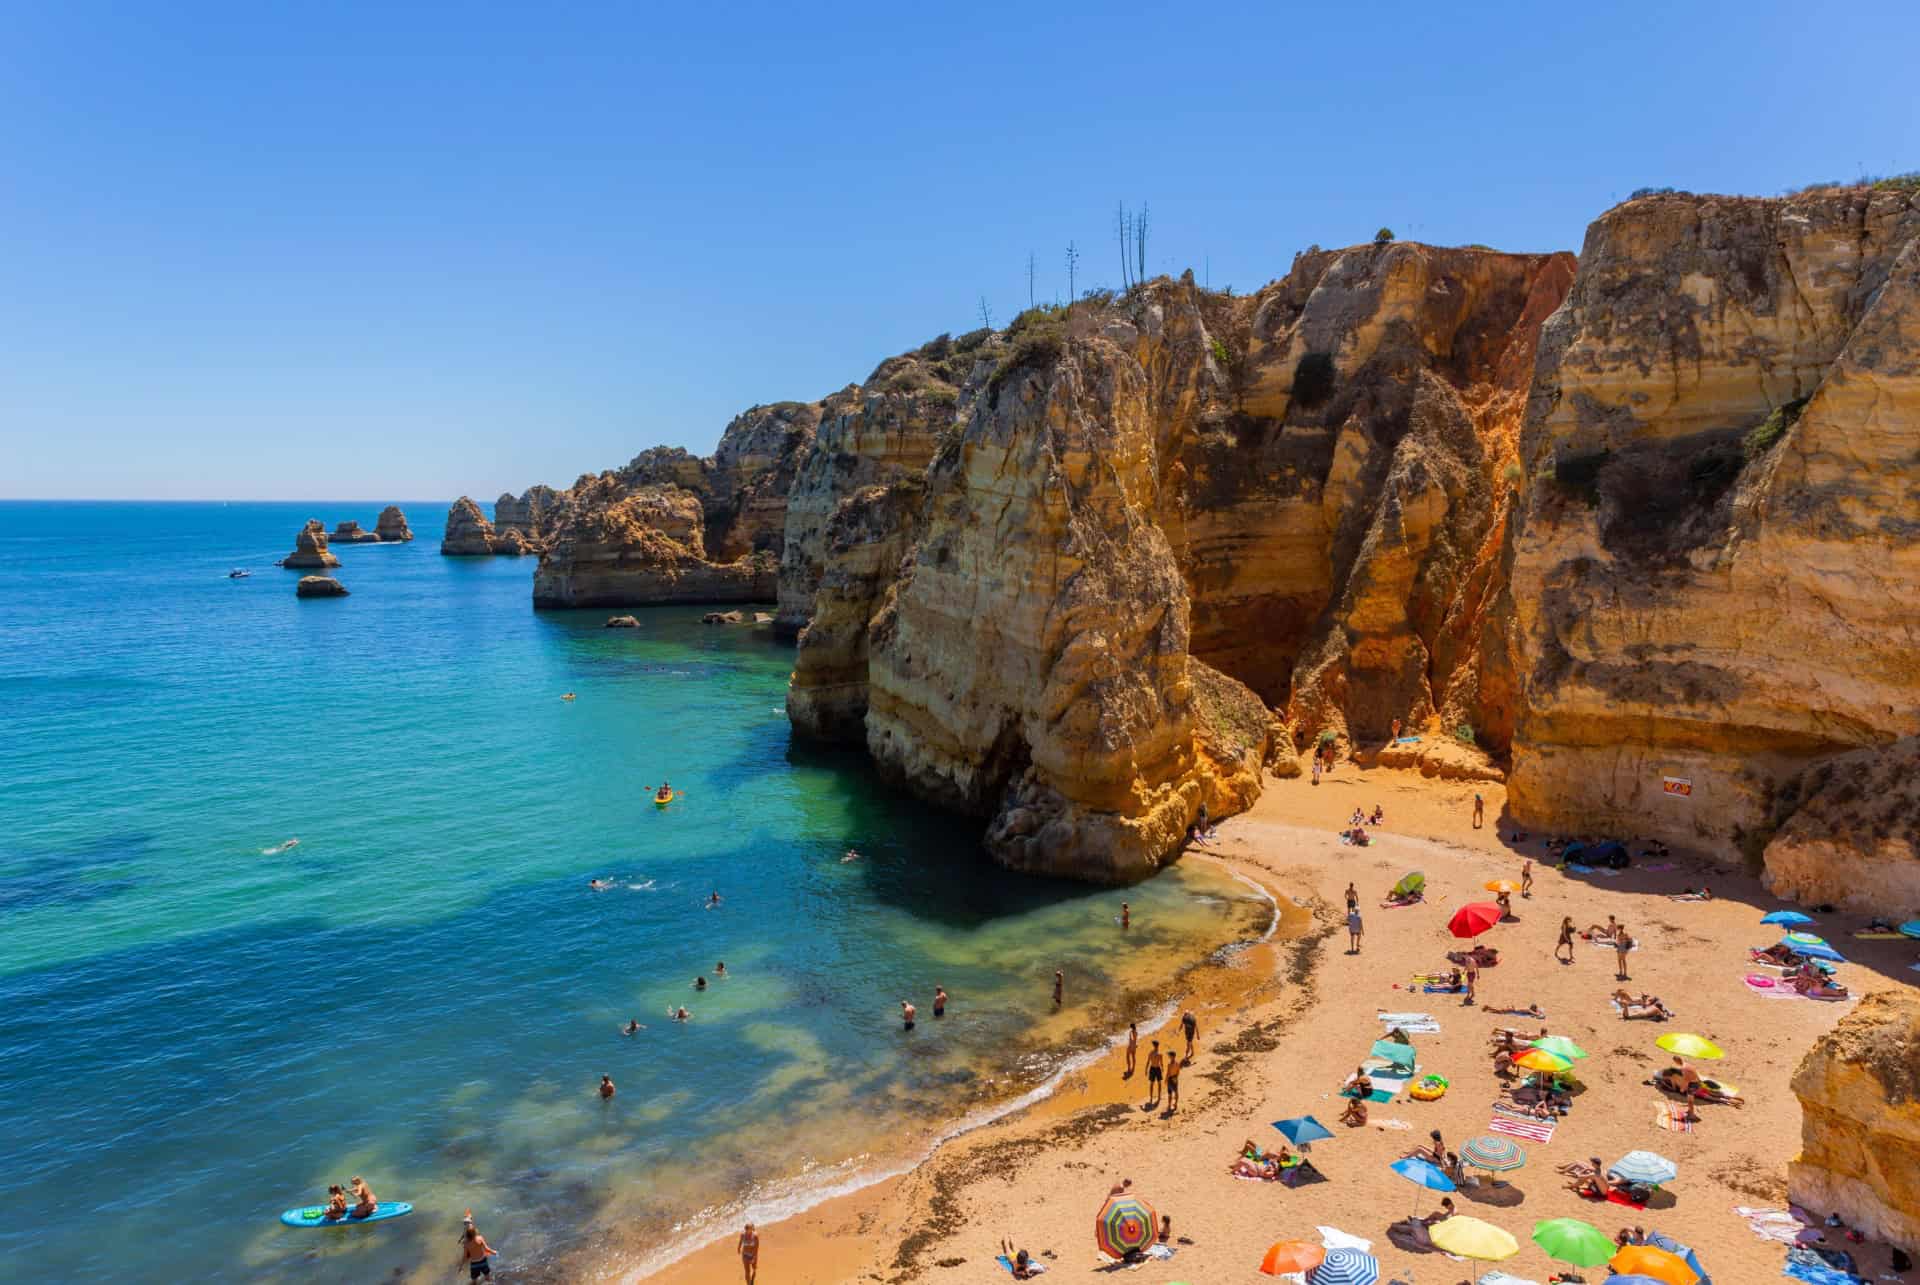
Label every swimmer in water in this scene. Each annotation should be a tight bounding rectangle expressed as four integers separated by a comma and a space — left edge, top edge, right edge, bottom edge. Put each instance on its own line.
599, 1075, 616, 1099
561, 692, 576, 701
714, 962, 728, 977
622, 1019, 644, 1035
707, 891, 722, 909
841, 848, 860, 863
694, 976, 707, 991
589, 879, 611, 891
672, 1007, 691, 1022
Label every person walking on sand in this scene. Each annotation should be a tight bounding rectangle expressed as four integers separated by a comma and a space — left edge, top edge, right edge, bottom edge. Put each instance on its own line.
901, 999, 916, 1031
1164, 1049, 1182, 1112
1312, 756, 1322, 787
1347, 906, 1364, 953
1145, 1041, 1164, 1106
1125, 1022, 1138, 1077
1521, 860, 1534, 899
1463, 958, 1479, 1006
1120, 901, 1130, 929
1181, 1010, 1198, 1060
737, 1221, 759, 1284
1345, 882, 1358, 914
459, 1212, 499, 1280
1052, 970, 1063, 1008
1614, 929, 1634, 980
599, 1074, 615, 1099
1472, 792, 1485, 828
1556, 915, 1575, 964
933, 986, 947, 1018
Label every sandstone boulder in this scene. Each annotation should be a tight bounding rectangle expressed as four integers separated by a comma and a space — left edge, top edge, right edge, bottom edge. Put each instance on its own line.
605, 615, 641, 629
295, 575, 349, 598
1790, 988, 1920, 1253
1761, 737, 1920, 915
283, 524, 339, 569
329, 519, 380, 544
1508, 188, 1920, 854
374, 506, 413, 542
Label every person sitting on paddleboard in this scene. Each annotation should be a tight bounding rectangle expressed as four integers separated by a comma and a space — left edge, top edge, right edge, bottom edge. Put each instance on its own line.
656, 782, 672, 802
321, 1184, 348, 1222
349, 1177, 377, 1218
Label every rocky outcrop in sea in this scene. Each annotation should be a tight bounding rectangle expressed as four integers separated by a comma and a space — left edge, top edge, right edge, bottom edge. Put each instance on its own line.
374, 506, 413, 542
295, 575, 349, 598
283, 522, 339, 569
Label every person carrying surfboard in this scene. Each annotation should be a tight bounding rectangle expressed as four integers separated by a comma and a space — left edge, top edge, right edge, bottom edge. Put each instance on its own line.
459, 1211, 499, 1279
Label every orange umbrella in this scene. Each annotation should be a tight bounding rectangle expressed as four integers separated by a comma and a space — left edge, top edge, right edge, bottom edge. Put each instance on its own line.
1484, 880, 1521, 894
1449, 902, 1503, 938
1609, 1243, 1699, 1284
1259, 1239, 1326, 1274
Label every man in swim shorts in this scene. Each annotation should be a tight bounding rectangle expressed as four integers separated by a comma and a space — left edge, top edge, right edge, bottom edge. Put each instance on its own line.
599, 1074, 615, 1099
1145, 1041, 1163, 1105
933, 986, 947, 1018
901, 999, 916, 1031
1163, 1046, 1182, 1110
460, 1213, 498, 1279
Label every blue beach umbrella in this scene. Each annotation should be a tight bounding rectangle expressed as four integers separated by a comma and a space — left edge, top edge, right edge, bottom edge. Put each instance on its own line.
1391, 1155, 1455, 1213
1272, 1115, 1335, 1146
1898, 920, 1920, 939
1608, 1150, 1678, 1185
1308, 1247, 1381, 1285
1646, 1231, 1713, 1285
1760, 910, 1814, 926
1780, 937, 1846, 963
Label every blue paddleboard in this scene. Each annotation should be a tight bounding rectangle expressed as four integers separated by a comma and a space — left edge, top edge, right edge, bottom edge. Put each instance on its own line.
280, 1201, 414, 1228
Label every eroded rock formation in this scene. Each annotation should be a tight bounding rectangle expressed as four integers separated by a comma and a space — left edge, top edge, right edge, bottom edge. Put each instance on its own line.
295, 575, 349, 598
1790, 988, 1920, 1253
374, 506, 413, 542
441, 496, 504, 556
1761, 737, 1920, 914
1507, 188, 1920, 860
329, 520, 380, 544
283, 523, 339, 569
494, 486, 561, 539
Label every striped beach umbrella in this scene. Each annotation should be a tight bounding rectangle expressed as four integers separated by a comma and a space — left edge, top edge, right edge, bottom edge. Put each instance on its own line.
1530, 1035, 1589, 1060
1513, 1047, 1572, 1074
1783, 937, 1847, 962
1608, 1150, 1679, 1185
1460, 1134, 1526, 1172
1093, 1194, 1158, 1260
1654, 1032, 1723, 1060
1307, 1246, 1380, 1285
1782, 930, 1828, 946
1532, 1217, 1616, 1267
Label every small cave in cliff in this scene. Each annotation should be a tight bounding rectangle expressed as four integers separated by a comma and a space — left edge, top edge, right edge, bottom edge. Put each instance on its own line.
1591, 429, 1748, 567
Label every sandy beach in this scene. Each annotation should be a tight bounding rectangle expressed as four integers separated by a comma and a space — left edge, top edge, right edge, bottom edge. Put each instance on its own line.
637, 764, 1918, 1284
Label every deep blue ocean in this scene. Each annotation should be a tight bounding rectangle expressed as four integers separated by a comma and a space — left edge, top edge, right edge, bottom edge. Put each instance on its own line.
0, 501, 1266, 1281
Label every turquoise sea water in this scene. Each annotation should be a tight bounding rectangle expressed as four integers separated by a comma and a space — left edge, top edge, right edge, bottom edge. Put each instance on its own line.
0, 501, 1268, 1281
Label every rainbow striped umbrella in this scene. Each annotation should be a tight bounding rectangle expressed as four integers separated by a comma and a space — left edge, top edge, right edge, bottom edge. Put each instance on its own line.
1513, 1047, 1572, 1074
1782, 931, 1828, 947
1530, 1035, 1589, 1060
1094, 1194, 1158, 1260
1461, 1134, 1526, 1172
1307, 1247, 1380, 1284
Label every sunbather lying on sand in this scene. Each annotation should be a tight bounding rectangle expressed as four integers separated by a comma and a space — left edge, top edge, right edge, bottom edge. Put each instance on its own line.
1751, 943, 1802, 965
1489, 1026, 1550, 1052
1382, 889, 1422, 906
1669, 886, 1712, 901
1482, 1002, 1545, 1018
1791, 973, 1849, 999
1447, 945, 1500, 968
1612, 990, 1673, 1020
1229, 1141, 1298, 1178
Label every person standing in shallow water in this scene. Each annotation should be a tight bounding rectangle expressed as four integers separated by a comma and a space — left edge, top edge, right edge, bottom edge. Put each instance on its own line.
1181, 1010, 1198, 1060
598, 1074, 615, 1099
1052, 970, 1063, 1007
1120, 902, 1130, 929
933, 986, 947, 1018
901, 999, 916, 1031
1124, 1021, 1138, 1076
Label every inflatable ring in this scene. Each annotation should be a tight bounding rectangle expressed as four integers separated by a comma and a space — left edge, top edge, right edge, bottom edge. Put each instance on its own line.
1409, 1074, 1449, 1101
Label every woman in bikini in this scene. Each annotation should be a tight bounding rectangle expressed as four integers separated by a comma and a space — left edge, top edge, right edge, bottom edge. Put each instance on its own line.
348, 1177, 378, 1218
320, 1184, 349, 1222
1555, 916, 1575, 963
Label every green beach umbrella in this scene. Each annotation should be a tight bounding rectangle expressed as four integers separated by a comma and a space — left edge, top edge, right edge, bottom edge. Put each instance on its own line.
1530, 1035, 1589, 1060
1392, 872, 1425, 899
1533, 1217, 1616, 1267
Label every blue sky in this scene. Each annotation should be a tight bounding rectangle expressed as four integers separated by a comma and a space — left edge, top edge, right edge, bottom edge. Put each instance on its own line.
3, 1, 1915, 500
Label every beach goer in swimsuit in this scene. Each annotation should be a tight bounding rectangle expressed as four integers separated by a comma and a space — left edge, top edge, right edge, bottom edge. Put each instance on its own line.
321, 1184, 348, 1222
1463, 959, 1479, 1006
1108, 1177, 1132, 1197
1391, 717, 1401, 741
1472, 793, 1484, 828
737, 1221, 759, 1284
623, 1018, 643, 1036
708, 891, 722, 908
694, 976, 707, 991
1496, 890, 1513, 918
1159, 1214, 1172, 1244
460, 1214, 499, 1279
1347, 907, 1363, 953
1422, 1196, 1456, 1226
1052, 970, 1063, 1008
1521, 861, 1533, 898
841, 848, 859, 863
599, 1075, 615, 1099
1145, 1042, 1163, 1105
1584, 915, 1621, 941
1556, 916, 1575, 963
1339, 1094, 1368, 1126
933, 986, 947, 1018
1181, 1010, 1197, 1060
1125, 1021, 1137, 1076
1120, 901, 1129, 929
1614, 929, 1634, 980
1163, 1050, 1181, 1111
714, 962, 727, 977
1345, 883, 1358, 913
589, 879, 611, 891
349, 1177, 377, 1218
1371, 806, 1384, 826
900, 1000, 916, 1031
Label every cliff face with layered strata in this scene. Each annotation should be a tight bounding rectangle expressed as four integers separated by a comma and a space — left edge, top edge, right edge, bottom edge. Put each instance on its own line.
1506, 189, 1920, 866
1791, 988, 1920, 1253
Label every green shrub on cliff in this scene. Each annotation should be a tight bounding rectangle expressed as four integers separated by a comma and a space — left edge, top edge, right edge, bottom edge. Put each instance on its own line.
1744, 396, 1808, 459
986, 305, 1067, 398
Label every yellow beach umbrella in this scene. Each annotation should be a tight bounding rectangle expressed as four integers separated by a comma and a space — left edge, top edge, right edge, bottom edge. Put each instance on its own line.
1512, 1048, 1572, 1074
1428, 1215, 1519, 1261
1655, 1032, 1725, 1060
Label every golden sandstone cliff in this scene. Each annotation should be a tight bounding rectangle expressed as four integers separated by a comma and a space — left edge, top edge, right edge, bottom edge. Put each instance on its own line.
490, 185, 1919, 897
1507, 188, 1920, 909
1791, 988, 1920, 1253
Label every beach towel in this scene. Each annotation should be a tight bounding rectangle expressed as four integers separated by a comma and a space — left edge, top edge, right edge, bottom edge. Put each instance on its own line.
1394, 736, 1421, 744
1655, 1102, 1696, 1133
1477, 1274, 1544, 1285
1563, 862, 1595, 874
1601, 1187, 1649, 1211
1852, 931, 1906, 940
1736, 1206, 1808, 1245
1487, 1106, 1555, 1143
1342, 1085, 1397, 1103
1422, 984, 1466, 994
1317, 1226, 1372, 1253
1641, 861, 1677, 871
1783, 1248, 1863, 1285
994, 1256, 1047, 1275
1744, 976, 1800, 999
1377, 1012, 1433, 1024
1387, 1021, 1440, 1033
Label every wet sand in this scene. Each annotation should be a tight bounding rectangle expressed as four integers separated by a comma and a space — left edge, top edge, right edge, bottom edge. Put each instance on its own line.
634, 766, 1918, 1283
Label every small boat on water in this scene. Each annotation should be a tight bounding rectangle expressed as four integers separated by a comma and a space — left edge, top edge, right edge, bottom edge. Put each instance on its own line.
228, 569, 251, 579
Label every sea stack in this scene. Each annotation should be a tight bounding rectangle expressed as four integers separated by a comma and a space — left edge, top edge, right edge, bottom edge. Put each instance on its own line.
441, 496, 501, 555
295, 575, 349, 598
283, 524, 340, 569
374, 505, 413, 542
329, 519, 380, 544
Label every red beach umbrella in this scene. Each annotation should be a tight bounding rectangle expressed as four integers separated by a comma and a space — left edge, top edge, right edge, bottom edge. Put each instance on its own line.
1449, 902, 1503, 938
